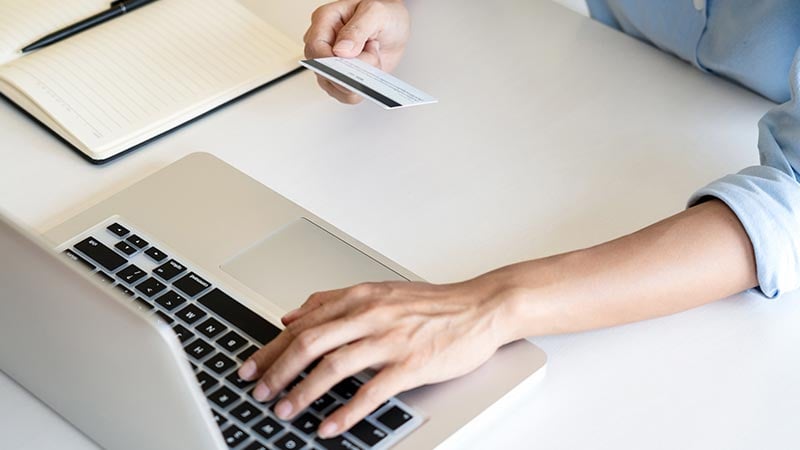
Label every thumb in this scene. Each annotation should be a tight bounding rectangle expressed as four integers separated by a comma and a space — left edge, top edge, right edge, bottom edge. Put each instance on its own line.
333, 3, 385, 57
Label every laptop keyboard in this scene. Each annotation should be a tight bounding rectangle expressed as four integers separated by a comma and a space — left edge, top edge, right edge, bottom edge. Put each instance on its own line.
60, 218, 422, 450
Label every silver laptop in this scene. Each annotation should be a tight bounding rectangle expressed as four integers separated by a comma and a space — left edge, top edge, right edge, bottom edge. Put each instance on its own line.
0, 152, 546, 450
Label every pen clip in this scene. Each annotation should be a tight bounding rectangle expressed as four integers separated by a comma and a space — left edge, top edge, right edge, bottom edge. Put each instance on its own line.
110, 0, 128, 11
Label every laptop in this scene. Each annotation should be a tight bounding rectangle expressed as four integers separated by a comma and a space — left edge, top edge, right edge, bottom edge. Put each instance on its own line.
0, 152, 546, 450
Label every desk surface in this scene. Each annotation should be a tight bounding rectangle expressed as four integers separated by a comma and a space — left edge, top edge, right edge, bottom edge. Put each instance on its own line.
2, 1, 798, 449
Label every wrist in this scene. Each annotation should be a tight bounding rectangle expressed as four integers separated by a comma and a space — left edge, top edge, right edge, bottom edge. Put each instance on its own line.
464, 260, 550, 345
469, 252, 580, 343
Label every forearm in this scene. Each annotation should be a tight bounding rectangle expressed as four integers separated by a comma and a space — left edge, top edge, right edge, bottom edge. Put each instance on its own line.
484, 200, 758, 340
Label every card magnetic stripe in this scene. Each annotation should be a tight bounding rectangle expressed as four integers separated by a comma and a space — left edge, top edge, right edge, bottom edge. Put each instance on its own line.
302, 60, 402, 108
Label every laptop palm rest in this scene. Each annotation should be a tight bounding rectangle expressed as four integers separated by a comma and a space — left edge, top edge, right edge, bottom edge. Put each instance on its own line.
221, 218, 407, 311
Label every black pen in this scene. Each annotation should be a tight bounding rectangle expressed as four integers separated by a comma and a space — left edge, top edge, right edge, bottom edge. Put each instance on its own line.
21, 0, 159, 53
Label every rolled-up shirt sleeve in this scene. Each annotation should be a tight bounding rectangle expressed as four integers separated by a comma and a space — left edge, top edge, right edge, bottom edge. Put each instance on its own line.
689, 49, 800, 298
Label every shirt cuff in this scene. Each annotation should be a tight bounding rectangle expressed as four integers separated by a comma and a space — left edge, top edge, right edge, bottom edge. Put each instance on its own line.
688, 166, 800, 298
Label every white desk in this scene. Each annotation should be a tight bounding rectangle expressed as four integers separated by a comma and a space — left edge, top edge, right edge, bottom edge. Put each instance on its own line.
2, 1, 798, 449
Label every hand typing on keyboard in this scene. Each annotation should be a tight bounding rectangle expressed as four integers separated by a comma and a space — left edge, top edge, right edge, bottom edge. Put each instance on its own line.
237, 279, 517, 438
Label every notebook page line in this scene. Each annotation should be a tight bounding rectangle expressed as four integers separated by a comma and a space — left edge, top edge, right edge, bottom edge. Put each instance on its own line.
21, 57, 119, 134
19, 43, 145, 133
65, 38, 169, 114
222, 0, 300, 55
1, 64, 104, 139
110, 20, 197, 101
118, 14, 225, 92
155, 4, 251, 81
41, 49, 138, 125
65, 39, 156, 118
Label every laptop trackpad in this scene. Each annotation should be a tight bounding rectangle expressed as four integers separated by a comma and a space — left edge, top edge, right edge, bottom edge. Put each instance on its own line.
221, 218, 407, 312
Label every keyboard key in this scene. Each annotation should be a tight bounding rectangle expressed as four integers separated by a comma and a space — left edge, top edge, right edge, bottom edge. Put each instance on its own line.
133, 297, 154, 312
153, 259, 187, 281
107, 223, 130, 238
310, 393, 336, 414
155, 291, 187, 311
184, 338, 214, 360
316, 436, 364, 450
197, 317, 227, 339
275, 432, 306, 450
204, 353, 237, 375
75, 237, 126, 272
209, 386, 239, 409
144, 246, 167, 262
198, 289, 281, 345
370, 401, 390, 417
230, 401, 262, 424
253, 416, 284, 440
174, 272, 211, 297
176, 304, 207, 325
237, 345, 259, 362
114, 241, 137, 256
222, 424, 249, 448
350, 420, 387, 447
243, 442, 268, 450
332, 377, 362, 401
154, 311, 174, 325
96, 272, 114, 284
117, 264, 146, 285
211, 408, 228, 427
196, 371, 219, 392
377, 406, 412, 431
125, 234, 149, 249
322, 402, 342, 418
226, 372, 255, 390
172, 324, 195, 343
218, 330, 247, 353
115, 284, 135, 297
135, 277, 167, 298
291, 412, 321, 435
63, 249, 95, 270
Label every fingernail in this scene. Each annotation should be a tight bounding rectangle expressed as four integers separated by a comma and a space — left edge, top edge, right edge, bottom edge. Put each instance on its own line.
238, 360, 257, 380
275, 399, 293, 419
318, 421, 339, 438
253, 382, 271, 402
333, 40, 355, 53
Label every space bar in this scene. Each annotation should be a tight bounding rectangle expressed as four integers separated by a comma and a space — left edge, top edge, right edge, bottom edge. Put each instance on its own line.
198, 288, 281, 345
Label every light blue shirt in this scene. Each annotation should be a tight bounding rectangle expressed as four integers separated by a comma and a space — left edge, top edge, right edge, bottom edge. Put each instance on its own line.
586, 0, 800, 298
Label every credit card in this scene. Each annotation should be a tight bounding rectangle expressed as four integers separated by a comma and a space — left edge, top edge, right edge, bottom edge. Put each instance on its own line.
300, 57, 437, 109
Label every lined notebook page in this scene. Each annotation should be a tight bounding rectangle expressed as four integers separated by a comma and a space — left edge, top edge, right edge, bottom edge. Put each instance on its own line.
0, 0, 108, 64
0, 0, 301, 157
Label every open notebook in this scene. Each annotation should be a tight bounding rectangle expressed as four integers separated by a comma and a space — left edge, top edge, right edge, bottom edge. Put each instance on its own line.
0, 0, 302, 163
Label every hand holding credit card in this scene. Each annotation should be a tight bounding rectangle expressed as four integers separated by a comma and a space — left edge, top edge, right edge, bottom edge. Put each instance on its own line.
301, 57, 438, 109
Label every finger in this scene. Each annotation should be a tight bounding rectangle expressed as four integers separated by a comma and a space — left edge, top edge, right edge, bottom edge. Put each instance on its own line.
237, 329, 294, 381
284, 283, 371, 326
319, 365, 409, 438
240, 291, 355, 382
333, 1, 388, 58
318, 77, 363, 104
273, 339, 393, 421
325, 77, 361, 98
356, 39, 383, 69
304, 38, 335, 60
304, 4, 347, 58
311, 40, 380, 105
252, 317, 377, 402
282, 288, 345, 325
